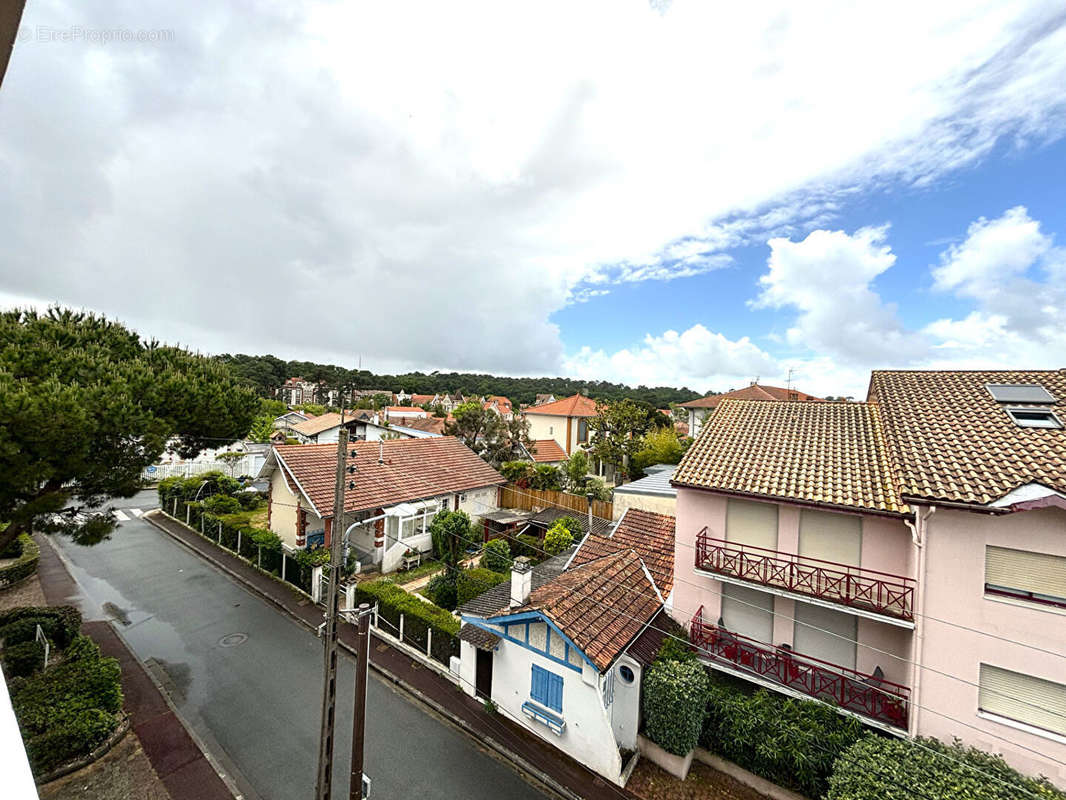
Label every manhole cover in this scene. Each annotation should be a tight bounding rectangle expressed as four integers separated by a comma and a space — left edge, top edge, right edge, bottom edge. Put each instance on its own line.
218, 633, 248, 648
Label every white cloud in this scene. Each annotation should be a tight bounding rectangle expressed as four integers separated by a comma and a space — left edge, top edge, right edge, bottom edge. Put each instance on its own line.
562, 324, 777, 391
753, 226, 926, 364
2, 2, 1066, 377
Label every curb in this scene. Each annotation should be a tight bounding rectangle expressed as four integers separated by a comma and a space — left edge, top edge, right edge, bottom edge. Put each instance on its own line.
144, 511, 583, 800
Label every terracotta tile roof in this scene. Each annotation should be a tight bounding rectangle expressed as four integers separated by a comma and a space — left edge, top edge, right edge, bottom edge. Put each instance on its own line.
868, 370, 1066, 505
492, 549, 662, 671
386, 406, 425, 414
459, 549, 575, 617
393, 417, 446, 435
522, 393, 599, 418
291, 412, 347, 437
672, 399, 905, 515
271, 437, 504, 518
680, 383, 821, 409
569, 509, 675, 596
528, 439, 567, 463
625, 609, 688, 666
410, 394, 435, 406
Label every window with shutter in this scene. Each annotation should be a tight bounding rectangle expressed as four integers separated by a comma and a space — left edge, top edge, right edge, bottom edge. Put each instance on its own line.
725, 499, 778, 551
720, 583, 774, 643
531, 665, 563, 712
979, 664, 1066, 737
793, 602, 857, 670
798, 510, 862, 567
984, 546, 1066, 609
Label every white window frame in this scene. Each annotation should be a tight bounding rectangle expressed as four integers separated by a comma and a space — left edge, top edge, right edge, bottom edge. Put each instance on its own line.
1005, 407, 1063, 429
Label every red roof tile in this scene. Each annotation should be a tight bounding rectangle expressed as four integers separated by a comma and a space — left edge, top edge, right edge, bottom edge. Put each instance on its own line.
523, 393, 598, 418
680, 383, 821, 409
528, 439, 567, 463
569, 509, 675, 596
271, 437, 504, 518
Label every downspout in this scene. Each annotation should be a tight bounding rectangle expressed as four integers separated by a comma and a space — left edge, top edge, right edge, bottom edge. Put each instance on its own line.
903, 504, 936, 736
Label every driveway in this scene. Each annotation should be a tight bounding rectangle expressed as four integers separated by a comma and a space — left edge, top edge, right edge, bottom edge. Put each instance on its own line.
49, 489, 547, 800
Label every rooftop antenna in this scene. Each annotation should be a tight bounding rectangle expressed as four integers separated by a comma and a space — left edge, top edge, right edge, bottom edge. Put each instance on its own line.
787, 367, 794, 393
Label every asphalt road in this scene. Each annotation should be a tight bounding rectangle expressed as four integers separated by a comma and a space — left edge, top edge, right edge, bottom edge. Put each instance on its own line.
50, 489, 547, 800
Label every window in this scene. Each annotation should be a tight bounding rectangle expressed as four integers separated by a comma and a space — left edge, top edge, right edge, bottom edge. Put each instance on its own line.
1005, 408, 1063, 429
987, 384, 1057, 404
618, 665, 635, 684
578, 419, 588, 443
985, 546, 1066, 609
725, 499, 778, 551
549, 425, 553, 436
439, 498, 449, 511
720, 583, 774, 643
531, 665, 563, 712
979, 664, 1066, 737
793, 602, 857, 670
798, 509, 862, 567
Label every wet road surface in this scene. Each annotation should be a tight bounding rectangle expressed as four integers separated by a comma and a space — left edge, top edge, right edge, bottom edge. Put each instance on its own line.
50, 490, 547, 800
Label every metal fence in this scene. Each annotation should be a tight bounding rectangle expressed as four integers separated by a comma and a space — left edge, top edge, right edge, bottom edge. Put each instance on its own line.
142, 454, 263, 483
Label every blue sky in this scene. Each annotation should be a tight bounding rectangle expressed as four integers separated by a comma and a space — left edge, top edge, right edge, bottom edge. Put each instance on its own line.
2, 1, 1066, 398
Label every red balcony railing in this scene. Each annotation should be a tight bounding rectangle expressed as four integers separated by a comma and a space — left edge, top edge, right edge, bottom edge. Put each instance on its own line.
695, 528, 915, 621
690, 606, 909, 729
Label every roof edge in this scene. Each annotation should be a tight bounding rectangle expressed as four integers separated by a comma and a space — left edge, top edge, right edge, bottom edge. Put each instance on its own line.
672, 482, 912, 519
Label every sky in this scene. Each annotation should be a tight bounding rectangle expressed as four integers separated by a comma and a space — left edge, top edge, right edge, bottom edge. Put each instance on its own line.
2, 1, 1066, 398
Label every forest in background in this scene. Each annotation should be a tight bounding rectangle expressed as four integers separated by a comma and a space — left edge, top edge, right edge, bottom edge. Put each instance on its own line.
218, 353, 708, 408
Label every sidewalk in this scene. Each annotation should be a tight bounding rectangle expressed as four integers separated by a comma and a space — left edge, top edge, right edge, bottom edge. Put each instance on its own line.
36, 535, 235, 800
146, 510, 635, 800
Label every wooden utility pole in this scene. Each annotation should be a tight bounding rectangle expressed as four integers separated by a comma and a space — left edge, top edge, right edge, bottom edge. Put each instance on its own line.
315, 425, 352, 800
350, 603, 371, 800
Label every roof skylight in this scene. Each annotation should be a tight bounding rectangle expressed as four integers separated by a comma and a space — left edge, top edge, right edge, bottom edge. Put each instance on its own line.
986, 384, 1057, 404
1005, 408, 1063, 429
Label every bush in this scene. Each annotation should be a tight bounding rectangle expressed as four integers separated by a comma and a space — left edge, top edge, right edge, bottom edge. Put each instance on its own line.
655, 635, 696, 664
0, 606, 81, 648
543, 521, 574, 555
426, 573, 458, 610
482, 538, 511, 572
2, 640, 46, 678
24, 708, 117, 776
1, 533, 23, 558
500, 461, 532, 484
827, 735, 1065, 800
237, 491, 264, 510
203, 494, 242, 515
701, 676, 863, 798
512, 533, 543, 560
456, 568, 508, 607
642, 659, 710, 756
0, 534, 40, 587
528, 464, 563, 491
354, 579, 460, 665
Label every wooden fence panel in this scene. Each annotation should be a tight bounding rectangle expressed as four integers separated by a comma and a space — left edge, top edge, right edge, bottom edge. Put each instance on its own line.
497, 483, 613, 522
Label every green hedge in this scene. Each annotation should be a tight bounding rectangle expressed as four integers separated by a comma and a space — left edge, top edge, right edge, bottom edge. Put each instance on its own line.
642, 659, 710, 756
2, 640, 46, 678
701, 675, 864, 798
0, 534, 40, 588
9, 634, 122, 776
827, 735, 1066, 800
457, 568, 508, 607
482, 538, 511, 573
354, 579, 460, 665
0, 605, 81, 648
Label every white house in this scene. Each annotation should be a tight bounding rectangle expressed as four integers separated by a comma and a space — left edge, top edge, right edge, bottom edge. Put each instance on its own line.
522, 394, 598, 458
458, 508, 675, 783
289, 412, 360, 444
257, 437, 504, 572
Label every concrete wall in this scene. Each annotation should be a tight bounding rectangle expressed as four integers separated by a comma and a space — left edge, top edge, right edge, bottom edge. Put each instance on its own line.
490, 637, 621, 781
613, 491, 677, 521
458, 486, 499, 519
916, 505, 1066, 786
610, 654, 643, 750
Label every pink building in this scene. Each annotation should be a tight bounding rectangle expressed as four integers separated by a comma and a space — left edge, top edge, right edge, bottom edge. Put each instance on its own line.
671, 370, 1066, 786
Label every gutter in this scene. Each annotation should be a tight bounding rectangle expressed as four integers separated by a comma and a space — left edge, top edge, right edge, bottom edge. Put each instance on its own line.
903, 504, 936, 737
673, 483, 912, 520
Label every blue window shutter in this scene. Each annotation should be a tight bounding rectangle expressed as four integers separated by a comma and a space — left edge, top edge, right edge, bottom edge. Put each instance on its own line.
531, 665, 563, 711
548, 672, 563, 712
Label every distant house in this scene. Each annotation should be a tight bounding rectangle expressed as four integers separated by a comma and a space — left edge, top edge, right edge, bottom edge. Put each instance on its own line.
258, 437, 505, 572
289, 412, 360, 444
390, 416, 447, 437
522, 394, 598, 458
679, 382, 820, 438
611, 465, 677, 520
458, 508, 674, 783
385, 406, 428, 422
483, 395, 514, 419
522, 439, 567, 466
273, 410, 309, 430
277, 377, 320, 405
533, 394, 557, 406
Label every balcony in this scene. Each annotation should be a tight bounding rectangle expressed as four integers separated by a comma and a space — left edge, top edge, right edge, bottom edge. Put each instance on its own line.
690, 606, 909, 730
694, 528, 915, 622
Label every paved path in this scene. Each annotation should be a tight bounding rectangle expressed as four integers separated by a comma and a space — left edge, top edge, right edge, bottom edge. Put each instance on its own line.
47, 490, 550, 800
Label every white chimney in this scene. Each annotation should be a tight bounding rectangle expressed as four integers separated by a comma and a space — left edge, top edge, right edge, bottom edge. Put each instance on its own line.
510, 556, 532, 607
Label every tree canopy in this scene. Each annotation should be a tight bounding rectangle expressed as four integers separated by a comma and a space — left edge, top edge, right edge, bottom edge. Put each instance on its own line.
0, 308, 260, 550
586, 398, 670, 482
444, 402, 533, 467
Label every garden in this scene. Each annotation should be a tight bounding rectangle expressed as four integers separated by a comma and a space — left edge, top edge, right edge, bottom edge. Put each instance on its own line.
0, 605, 124, 778
641, 640, 1066, 800
0, 529, 40, 590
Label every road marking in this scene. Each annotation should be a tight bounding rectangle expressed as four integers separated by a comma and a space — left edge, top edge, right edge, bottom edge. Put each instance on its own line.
113, 510, 130, 521
129, 508, 143, 517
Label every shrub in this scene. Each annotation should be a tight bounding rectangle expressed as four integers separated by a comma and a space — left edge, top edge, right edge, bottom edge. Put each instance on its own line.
0, 606, 81, 648
642, 659, 709, 756
24, 708, 117, 776
426, 573, 458, 610
552, 515, 583, 537
543, 521, 574, 555
203, 494, 242, 515
827, 735, 1065, 800
528, 464, 563, 491
482, 538, 511, 572
353, 579, 460, 665
0, 534, 40, 587
2, 640, 46, 678
429, 510, 476, 565
456, 568, 508, 607
500, 461, 532, 484
1, 533, 23, 558
701, 676, 863, 798
655, 635, 696, 664
512, 533, 543, 560
237, 491, 264, 510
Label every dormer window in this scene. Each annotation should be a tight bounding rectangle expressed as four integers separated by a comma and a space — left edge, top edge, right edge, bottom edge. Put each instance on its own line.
1005, 407, 1062, 429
